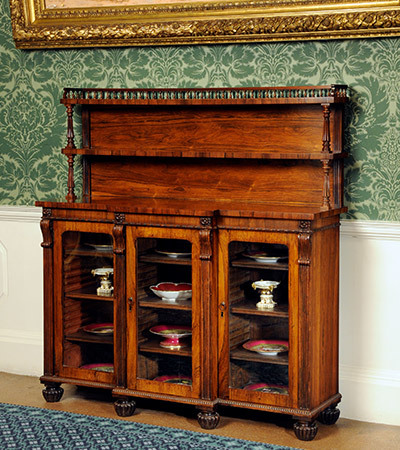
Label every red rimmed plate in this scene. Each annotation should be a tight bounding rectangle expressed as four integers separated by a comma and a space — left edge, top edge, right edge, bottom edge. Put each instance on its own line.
243, 339, 289, 355
83, 323, 114, 335
153, 375, 192, 385
80, 363, 114, 372
244, 383, 288, 395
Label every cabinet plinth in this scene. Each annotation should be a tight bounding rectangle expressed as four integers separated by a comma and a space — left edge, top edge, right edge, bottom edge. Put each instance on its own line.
37, 85, 347, 441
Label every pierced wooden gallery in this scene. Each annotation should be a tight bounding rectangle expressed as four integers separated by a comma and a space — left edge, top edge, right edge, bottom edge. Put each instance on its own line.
36, 85, 348, 441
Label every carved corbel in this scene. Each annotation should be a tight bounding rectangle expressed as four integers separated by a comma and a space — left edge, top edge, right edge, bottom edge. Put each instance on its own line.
112, 213, 125, 255
40, 210, 53, 248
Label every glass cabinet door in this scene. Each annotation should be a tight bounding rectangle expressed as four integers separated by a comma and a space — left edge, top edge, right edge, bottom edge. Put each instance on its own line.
219, 231, 294, 405
55, 224, 116, 383
127, 229, 201, 398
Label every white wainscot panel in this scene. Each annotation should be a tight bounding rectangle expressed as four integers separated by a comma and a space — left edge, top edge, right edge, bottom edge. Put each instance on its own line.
339, 220, 400, 426
0, 206, 43, 376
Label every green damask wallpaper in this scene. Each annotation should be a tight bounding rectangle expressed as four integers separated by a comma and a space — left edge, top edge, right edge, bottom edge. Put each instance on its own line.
1, 0, 400, 220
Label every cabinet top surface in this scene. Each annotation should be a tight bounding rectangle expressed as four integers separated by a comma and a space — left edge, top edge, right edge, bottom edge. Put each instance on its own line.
61, 85, 348, 106
36, 198, 346, 220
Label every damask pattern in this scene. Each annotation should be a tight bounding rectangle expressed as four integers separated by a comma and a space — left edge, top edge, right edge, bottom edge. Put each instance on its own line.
1, 0, 399, 220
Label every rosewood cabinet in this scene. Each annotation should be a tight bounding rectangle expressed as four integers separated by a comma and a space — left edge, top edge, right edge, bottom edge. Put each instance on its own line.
37, 85, 347, 441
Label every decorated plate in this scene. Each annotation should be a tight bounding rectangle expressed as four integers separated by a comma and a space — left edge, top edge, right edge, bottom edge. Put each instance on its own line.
83, 323, 114, 335
243, 251, 287, 263
153, 375, 192, 385
244, 383, 288, 395
156, 250, 191, 258
243, 340, 289, 355
80, 363, 114, 372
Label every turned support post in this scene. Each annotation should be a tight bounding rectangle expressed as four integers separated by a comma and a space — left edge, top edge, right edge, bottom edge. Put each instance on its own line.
66, 104, 76, 150
66, 154, 76, 203
321, 159, 332, 210
65, 104, 76, 203
321, 103, 332, 210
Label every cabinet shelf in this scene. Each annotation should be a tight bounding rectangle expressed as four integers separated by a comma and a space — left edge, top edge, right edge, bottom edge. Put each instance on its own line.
139, 339, 192, 357
64, 248, 113, 258
65, 330, 113, 345
65, 291, 114, 302
63, 147, 347, 161
231, 347, 288, 366
139, 297, 192, 311
231, 258, 288, 271
230, 301, 288, 318
139, 252, 191, 266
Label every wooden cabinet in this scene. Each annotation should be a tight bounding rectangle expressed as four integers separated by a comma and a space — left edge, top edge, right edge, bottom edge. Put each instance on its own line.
37, 85, 347, 441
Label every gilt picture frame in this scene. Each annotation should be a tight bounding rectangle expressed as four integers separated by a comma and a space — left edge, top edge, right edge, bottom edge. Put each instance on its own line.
9, 0, 400, 49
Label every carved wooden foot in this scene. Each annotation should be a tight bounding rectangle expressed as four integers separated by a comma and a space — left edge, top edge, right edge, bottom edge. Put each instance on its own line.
197, 410, 220, 429
293, 420, 318, 441
42, 383, 64, 403
114, 398, 136, 417
318, 404, 340, 425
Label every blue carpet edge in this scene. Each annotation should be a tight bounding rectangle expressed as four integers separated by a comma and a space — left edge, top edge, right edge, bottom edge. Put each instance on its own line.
0, 402, 299, 450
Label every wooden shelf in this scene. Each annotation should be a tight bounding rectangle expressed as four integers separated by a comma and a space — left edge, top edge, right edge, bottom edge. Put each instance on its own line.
65, 248, 113, 258
65, 291, 114, 302
62, 146, 347, 161
231, 257, 288, 271
65, 330, 113, 345
139, 252, 191, 265
230, 301, 288, 317
139, 297, 192, 311
230, 347, 288, 366
139, 339, 192, 357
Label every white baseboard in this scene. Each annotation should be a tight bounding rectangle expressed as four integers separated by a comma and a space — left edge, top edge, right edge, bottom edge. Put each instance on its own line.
340, 365, 400, 426
0, 207, 399, 425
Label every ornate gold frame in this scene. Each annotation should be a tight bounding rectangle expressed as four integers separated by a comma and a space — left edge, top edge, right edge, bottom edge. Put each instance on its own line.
10, 0, 400, 49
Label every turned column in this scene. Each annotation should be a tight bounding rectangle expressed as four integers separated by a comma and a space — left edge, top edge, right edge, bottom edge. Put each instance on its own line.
65, 104, 76, 203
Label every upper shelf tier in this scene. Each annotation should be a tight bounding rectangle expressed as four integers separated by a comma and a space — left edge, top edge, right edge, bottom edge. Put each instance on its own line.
59, 84, 348, 211
61, 85, 348, 106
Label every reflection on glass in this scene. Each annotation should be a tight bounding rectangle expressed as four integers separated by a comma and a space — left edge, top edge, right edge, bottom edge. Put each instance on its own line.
228, 241, 289, 395
62, 231, 114, 373
136, 238, 193, 386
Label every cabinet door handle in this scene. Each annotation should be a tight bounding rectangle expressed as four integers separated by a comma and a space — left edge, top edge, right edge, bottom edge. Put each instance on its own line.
128, 297, 134, 312
219, 301, 226, 317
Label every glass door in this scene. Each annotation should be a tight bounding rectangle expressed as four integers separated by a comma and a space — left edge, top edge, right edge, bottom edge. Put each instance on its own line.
127, 228, 201, 398
54, 223, 116, 384
218, 230, 297, 407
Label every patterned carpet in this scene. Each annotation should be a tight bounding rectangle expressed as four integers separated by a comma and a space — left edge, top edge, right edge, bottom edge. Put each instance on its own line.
0, 403, 296, 449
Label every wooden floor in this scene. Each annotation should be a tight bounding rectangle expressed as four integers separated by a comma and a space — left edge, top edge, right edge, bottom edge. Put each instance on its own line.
0, 372, 399, 450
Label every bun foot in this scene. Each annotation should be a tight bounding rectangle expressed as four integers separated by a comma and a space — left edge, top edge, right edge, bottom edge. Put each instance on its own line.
197, 410, 220, 429
42, 384, 64, 403
318, 404, 340, 425
293, 420, 318, 441
114, 398, 136, 417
